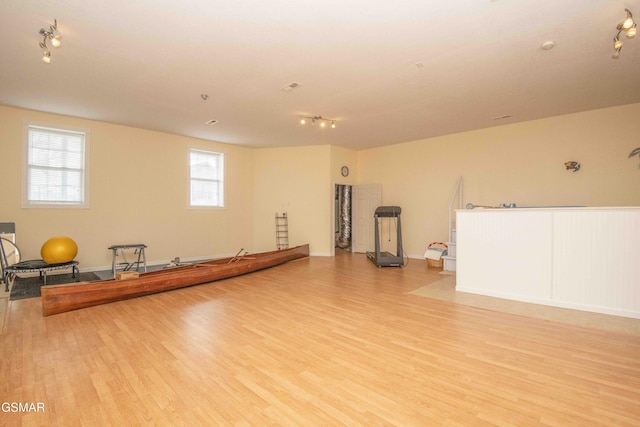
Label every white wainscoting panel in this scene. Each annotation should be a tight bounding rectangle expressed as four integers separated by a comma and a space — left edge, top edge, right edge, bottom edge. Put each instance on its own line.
457, 207, 640, 319
552, 210, 640, 317
457, 210, 553, 302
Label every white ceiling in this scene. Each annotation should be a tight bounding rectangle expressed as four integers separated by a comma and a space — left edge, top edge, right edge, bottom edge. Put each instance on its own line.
1, 0, 639, 150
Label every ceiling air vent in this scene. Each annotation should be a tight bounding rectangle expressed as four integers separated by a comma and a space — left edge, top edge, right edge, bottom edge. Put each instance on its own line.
205, 119, 218, 125
280, 81, 302, 92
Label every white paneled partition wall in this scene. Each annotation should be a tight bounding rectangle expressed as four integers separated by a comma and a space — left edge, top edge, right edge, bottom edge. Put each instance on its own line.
457, 207, 640, 319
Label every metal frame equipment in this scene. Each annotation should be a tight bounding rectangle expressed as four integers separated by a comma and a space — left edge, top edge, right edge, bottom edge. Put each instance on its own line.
367, 206, 404, 267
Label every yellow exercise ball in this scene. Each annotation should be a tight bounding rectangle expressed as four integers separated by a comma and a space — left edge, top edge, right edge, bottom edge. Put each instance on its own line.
41, 237, 78, 264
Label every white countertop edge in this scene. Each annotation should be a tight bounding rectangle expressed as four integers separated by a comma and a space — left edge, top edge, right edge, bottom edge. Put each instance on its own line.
456, 206, 640, 212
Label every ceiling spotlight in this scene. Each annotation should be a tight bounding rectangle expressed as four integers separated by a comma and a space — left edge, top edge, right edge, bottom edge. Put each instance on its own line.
612, 47, 621, 60
38, 19, 61, 64
622, 9, 635, 29
614, 35, 623, 50
612, 9, 637, 58
299, 115, 337, 129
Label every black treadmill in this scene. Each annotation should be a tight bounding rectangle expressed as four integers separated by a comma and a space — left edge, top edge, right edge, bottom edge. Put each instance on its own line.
366, 206, 404, 267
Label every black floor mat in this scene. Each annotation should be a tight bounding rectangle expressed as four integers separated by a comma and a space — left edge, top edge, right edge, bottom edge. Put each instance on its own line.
9, 272, 101, 300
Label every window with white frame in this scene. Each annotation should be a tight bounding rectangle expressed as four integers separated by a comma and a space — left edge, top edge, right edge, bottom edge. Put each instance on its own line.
189, 149, 224, 207
23, 124, 89, 208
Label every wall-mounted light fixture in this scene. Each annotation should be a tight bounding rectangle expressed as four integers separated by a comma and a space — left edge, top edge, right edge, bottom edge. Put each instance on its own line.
299, 115, 336, 129
38, 19, 61, 64
612, 9, 636, 59
629, 148, 640, 168
564, 161, 581, 172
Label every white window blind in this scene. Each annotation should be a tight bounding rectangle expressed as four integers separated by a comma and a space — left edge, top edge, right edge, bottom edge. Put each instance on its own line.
24, 125, 88, 207
190, 149, 224, 207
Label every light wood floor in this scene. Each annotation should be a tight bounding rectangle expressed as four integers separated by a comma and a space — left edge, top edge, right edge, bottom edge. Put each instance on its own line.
1, 251, 639, 426
411, 276, 640, 336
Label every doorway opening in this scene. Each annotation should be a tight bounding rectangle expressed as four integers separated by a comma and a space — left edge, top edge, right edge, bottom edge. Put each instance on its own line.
335, 184, 352, 252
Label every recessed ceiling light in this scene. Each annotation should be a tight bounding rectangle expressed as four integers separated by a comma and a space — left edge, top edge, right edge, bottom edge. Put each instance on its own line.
540, 41, 556, 50
205, 119, 218, 125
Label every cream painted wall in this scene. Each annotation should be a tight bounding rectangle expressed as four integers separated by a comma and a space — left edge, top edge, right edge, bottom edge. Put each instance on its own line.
2, 103, 638, 268
358, 103, 640, 258
252, 145, 332, 255
330, 145, 358, 185
0, 106, 254, 270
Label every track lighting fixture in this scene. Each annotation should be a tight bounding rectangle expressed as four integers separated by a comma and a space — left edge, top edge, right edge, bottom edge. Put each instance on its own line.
299, 115, 336, 129
612, 9, 636, 59
38, 19, 61, 64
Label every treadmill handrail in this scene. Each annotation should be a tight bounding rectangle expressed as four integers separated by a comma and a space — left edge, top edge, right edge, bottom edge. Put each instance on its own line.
374, 206, 401, 217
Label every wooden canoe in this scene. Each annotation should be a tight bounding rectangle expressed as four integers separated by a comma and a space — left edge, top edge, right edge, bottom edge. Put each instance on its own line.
41, 244, 309, 316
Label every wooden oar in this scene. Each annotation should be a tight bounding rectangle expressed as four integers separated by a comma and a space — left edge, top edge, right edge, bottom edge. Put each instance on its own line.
227, 248, 244, 264
232, 251, 250, 263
